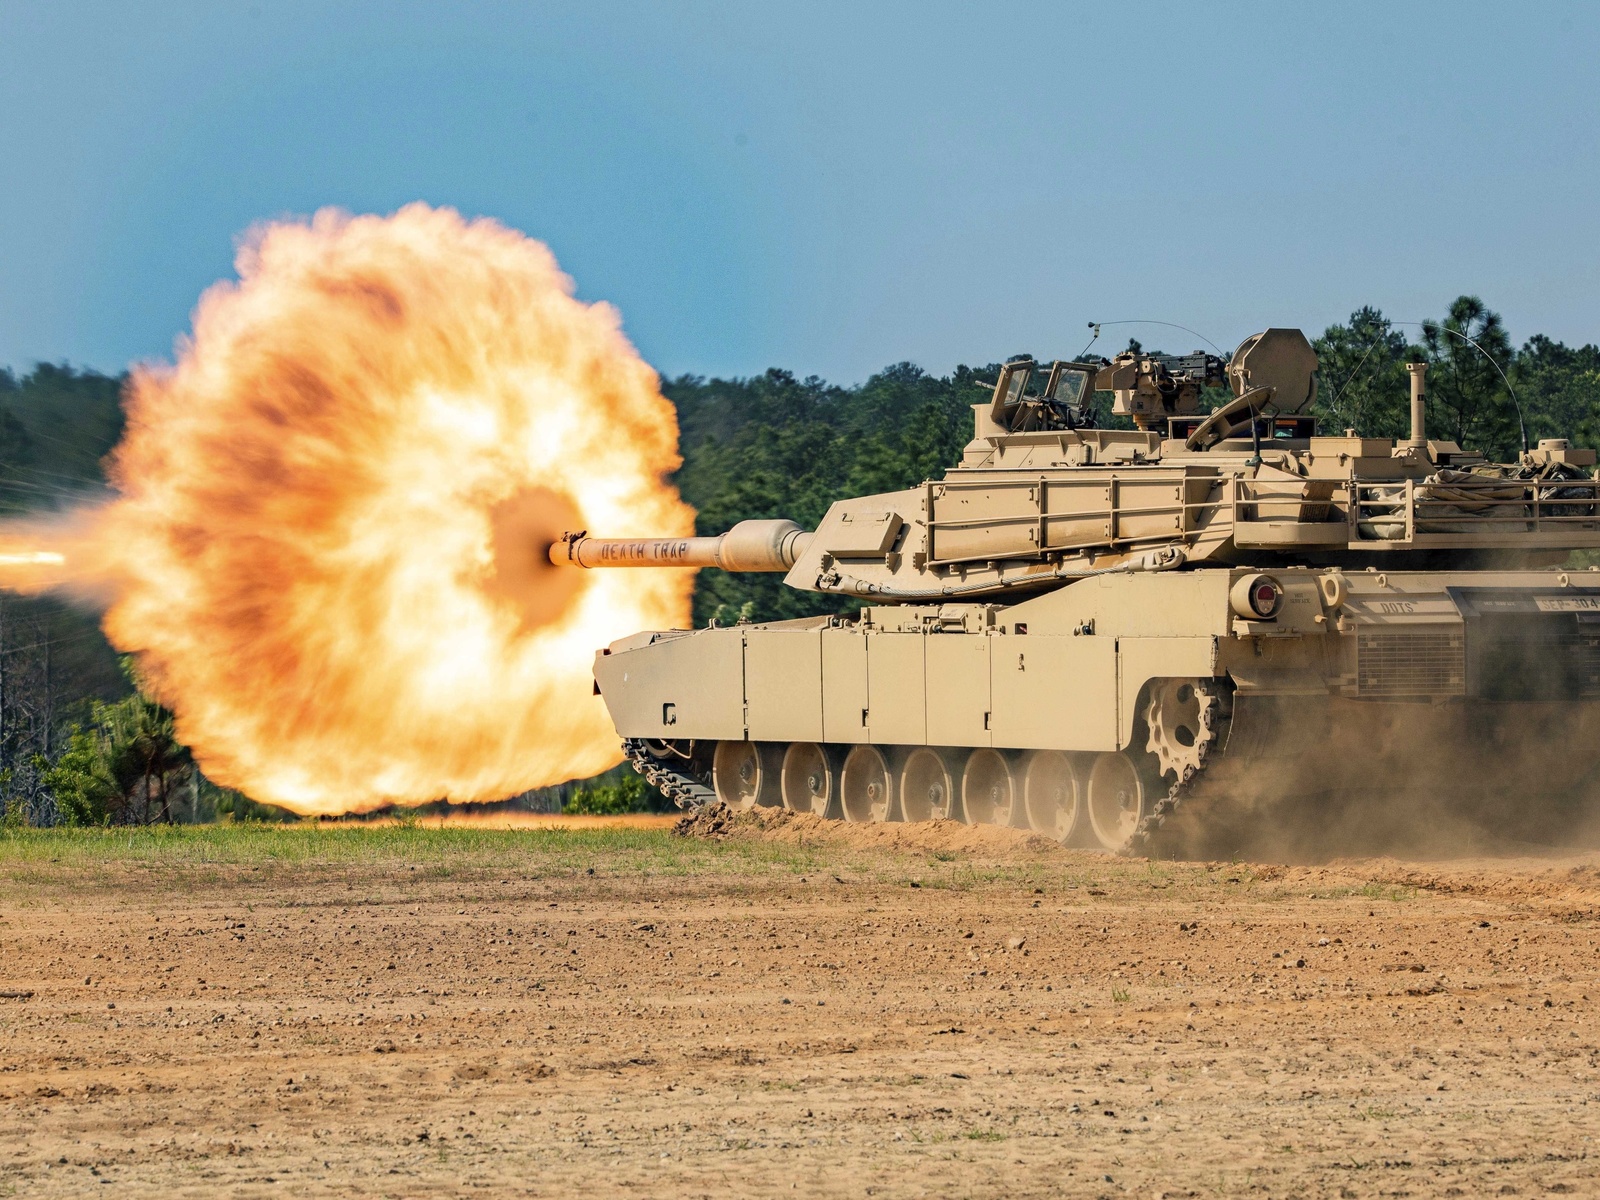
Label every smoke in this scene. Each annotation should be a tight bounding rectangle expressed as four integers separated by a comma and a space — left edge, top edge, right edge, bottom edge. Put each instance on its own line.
0, 204, 694, 814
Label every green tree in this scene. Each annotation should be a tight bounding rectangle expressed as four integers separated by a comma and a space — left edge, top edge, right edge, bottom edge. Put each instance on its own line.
39, 682, 193, 825
206, 782, 297, 822
1313, 306, 1413, 439
0, 363, 125, 478
0, 365, 130, 796
38, 729, 116, 825
0, 403, 38, 516
1515, 334, 1600, 449
666, 362, 992, 626
1420, 296, 1520, 459
563, 772, 649, 814
100, 692, 192, 823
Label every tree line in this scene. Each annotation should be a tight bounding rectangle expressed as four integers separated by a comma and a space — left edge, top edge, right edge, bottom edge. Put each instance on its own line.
1313, 298, 1600, 460
2, 294, 1597, 820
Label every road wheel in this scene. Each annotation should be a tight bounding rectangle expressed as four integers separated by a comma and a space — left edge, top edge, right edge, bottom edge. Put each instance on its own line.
841, 745, 896, 822
961, 748, 1018, 826
781, 742, 841, 818
898, 748, 955, 822
1022, 749, 1082, 842
712, 741, 780, 810
1086, 751, 1148, 850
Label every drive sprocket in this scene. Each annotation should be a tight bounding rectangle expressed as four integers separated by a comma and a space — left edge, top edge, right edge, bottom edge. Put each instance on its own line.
1143, 679, 1222, 784
1123, 678, 1232, 856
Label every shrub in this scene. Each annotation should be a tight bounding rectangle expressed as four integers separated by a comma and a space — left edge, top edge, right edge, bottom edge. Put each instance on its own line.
563, 773, 648, 815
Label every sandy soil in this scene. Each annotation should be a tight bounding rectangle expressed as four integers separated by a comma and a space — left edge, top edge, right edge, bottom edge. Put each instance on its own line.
4, 811, 1600, 1198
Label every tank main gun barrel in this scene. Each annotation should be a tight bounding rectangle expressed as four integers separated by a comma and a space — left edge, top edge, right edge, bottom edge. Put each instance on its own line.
549, 519, 812, 573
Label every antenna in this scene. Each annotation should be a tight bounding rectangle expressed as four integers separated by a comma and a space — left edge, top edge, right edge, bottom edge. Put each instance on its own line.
1427, 322, 1529, 455
1395, 321, 1529, 455
1310, 319, 1528, 454
1077, 323, 1102, 359
1084, 319, 1227, 358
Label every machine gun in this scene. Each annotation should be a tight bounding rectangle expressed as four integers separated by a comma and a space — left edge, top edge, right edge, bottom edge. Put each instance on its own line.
985, 330, 1316, 438
1092, 349, 1228, 430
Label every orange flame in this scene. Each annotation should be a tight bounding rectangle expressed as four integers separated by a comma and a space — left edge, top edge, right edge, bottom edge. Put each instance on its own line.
1, 204, 694, 813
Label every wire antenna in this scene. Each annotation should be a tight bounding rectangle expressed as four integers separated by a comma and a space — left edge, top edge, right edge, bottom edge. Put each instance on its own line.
1393, 321, 1529, 455
1084, 320, 1227, 358
1325, 339, 1383, 428
1259, 318, 1527, 454
1077, 323, 1102, 359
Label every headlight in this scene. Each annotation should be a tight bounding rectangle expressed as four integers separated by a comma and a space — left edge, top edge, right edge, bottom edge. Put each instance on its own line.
1230, 573, 1284, 620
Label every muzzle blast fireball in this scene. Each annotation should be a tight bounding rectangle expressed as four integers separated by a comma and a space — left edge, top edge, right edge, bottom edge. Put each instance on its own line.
0, 204, 693, 815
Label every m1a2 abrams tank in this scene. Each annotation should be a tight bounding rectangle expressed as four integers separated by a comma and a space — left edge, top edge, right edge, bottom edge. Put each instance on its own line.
551, 329, 1600, 856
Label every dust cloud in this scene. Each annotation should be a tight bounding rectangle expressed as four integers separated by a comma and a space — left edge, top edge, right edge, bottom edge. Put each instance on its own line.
1151, 695, 1600, 862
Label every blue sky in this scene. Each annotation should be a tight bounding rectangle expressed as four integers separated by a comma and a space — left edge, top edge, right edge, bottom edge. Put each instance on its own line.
2, 2, 1597, 383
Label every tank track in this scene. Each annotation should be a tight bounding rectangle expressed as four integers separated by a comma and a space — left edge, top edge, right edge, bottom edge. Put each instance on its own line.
1122, 680, 1229, 857
624, 678, 1230, 839
622, 738, 716, 810
1122, 761, 1204, 856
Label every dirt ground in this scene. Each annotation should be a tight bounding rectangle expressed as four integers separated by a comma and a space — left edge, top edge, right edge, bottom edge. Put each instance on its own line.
4, 811, 1600, 1199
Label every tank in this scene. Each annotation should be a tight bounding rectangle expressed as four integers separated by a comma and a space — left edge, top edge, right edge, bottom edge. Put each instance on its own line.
551, 329, 1600, 855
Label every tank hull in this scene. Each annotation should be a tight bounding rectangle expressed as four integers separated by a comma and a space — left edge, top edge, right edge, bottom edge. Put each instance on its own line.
593, 566, 1600, 854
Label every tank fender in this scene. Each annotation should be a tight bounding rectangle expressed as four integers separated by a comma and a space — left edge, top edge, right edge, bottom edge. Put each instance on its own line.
998, 570, 1233, 638
592, 626, 746, 741
1116, 637, 1222, 748
602, 628, 685, 656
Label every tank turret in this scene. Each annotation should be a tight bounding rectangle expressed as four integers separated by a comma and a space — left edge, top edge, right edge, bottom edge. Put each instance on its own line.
556, 328, 1600, 597
555, 329, 1600, 858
